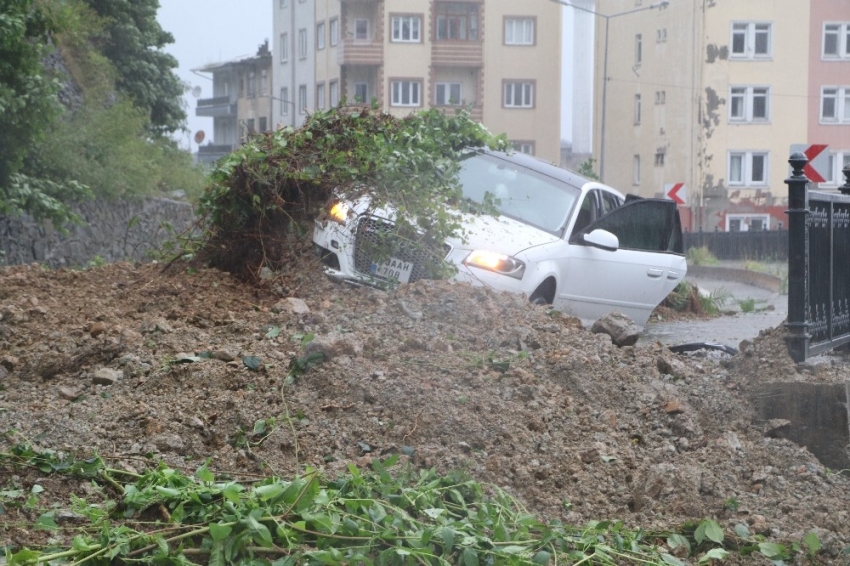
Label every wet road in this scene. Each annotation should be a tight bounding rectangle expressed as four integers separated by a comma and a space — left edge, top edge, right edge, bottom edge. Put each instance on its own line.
640, 277, 788, 350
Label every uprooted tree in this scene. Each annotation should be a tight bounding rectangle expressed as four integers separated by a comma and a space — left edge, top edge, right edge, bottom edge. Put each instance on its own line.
194, 106, 508, 282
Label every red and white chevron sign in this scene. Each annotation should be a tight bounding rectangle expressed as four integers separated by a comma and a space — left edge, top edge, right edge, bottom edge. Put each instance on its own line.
664, 182, 687, 205
791, 144, 829, 183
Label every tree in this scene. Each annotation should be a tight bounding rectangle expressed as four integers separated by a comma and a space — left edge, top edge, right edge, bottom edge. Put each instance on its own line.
83, 0, 185, 135
0, 0, 61, 188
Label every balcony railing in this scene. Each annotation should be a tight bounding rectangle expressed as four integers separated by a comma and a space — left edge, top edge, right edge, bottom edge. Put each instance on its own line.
196, 96, 237, 118
434, 104, 483, 123
196, 144, 234, 164
431, 41, 483, 67
338, 39, 383, 65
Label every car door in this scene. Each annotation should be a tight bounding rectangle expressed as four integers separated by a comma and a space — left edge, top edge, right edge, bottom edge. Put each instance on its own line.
555, 198, 686, 328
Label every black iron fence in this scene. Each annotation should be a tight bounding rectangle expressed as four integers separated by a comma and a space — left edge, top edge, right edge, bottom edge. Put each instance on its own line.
785, 152, 850, 362
683, 229, 788, 261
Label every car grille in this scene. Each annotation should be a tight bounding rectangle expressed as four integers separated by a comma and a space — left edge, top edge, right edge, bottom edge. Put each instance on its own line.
353, 216, 451, 283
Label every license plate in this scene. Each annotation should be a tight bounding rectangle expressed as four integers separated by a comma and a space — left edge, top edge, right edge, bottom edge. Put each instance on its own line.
370, 256, 413, 283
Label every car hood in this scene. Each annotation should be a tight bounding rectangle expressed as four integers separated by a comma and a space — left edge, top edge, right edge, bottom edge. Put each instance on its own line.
448, 213, 561, 255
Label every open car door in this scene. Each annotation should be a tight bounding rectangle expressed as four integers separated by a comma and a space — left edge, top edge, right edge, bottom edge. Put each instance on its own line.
556, 198, 687, 328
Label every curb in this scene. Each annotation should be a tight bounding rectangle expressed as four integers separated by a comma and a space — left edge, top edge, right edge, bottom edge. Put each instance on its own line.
686, 265, 783, 293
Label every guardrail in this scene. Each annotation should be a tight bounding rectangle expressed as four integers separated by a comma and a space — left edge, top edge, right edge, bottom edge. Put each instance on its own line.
785, 152, 850, 362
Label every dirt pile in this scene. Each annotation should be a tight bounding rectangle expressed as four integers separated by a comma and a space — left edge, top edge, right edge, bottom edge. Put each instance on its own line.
1, 260, 848, 557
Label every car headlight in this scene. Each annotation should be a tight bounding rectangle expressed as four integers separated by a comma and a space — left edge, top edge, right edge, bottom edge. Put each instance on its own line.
464, 250, 525, 279
329, 202, 351, 224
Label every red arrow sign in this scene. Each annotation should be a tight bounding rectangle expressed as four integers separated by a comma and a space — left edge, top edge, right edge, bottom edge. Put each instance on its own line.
803, 144, 828, 183
666, 182, 685, 205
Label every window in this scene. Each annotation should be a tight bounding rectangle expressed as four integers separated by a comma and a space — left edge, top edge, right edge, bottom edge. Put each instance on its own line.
504, 81, 533, 108
354, 82, 368, 103
317, 22, 325, 50
298, 29, 307, 58
729, 86, 769, 122
656, 28, 667, 43
354, 19, 369, 41
280, 33, 288, 62
391, 80, 421, 107
247, 71, 256, 97
436, 2, 479, 41
731, 22, 772, 59
634, 94, 641, 124
655, 90, 665, 104
824, 151, 850, 186
329, 80, 339, 107
505, 18, 534, 45
823, 22, 850, 59
512, 141, 535, 155
246, 118, 255, 134
260, 70, 268, 96
654, 148, 665, 166
330, 18, 339, 46
280, 87, 289, 116
299, 84, 307, 113
316, 83, 325, 110
259, 117, 267, 132
635, 34, 642, 64
435, 82, 462, 105
633, 155, 641, 185
821, 86, 850, 123
392, 15, 421, 42
728, 151, 768, 186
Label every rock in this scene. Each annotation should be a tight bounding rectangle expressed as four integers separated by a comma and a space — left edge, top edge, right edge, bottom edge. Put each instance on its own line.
210, 350, 236, 362
92, 367, 122, 386
1, 355, 19, 371
273, 297, 310, 315
58, 386, 81, 400
664, 399, 686, 414
656, 355, 689, 379
591, 312, 640, 347
763, 418, 792, 437
152, 433, 185, 452
89, 321, 107, 338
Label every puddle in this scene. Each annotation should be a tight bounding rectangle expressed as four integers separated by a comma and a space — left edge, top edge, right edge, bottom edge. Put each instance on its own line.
750, 381, 850, 471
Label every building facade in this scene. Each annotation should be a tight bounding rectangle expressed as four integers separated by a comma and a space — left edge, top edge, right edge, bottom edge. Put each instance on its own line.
194, 41, 273, 164
588, 0, 850, 231
272, 0, 562, 163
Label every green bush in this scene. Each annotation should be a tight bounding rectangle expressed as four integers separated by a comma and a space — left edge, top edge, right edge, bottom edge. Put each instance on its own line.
686, 246, 719, 266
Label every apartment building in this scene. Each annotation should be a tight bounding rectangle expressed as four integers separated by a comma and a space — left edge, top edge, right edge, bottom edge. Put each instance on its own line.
194, 41, 273, 164
589, 0, 850, 231
272, 0, 562, 163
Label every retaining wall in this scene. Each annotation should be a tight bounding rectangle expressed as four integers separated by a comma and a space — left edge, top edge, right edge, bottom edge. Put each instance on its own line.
0, 198, 195, 268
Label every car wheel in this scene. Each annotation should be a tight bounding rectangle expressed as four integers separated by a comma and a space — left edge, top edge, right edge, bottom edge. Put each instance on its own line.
529, 278, 555, 305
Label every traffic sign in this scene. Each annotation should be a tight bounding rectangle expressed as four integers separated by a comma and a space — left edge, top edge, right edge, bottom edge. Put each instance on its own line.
790, 144, 829, 183
664, 182, 687, 205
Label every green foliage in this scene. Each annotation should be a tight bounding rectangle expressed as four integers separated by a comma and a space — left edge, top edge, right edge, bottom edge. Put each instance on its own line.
0, 173, 91, 227
196, 106, 509, 281
686, 246, 719, 266
660, 281, 723, 316
82, 0, 186, 135
577, 157, 599, 180
738, 298, 756, 313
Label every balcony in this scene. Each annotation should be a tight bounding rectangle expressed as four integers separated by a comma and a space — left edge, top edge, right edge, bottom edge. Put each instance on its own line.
196, 96, 237, 118
196, 144, 234, 164
338, 39, 383, 66
435, 105, 483, 123
431, 42, 483, 67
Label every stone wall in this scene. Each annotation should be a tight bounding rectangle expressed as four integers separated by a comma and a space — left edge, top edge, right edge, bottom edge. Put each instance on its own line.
0, 198, 196, 268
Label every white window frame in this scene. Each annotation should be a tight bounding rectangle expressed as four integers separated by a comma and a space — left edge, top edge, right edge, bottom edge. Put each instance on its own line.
503, 81, 533, 108
317, 22, 325, 50
655, 90, 665, 104
280, 33, 288, 62
354, 19, 369, 41
822, 151, 850, 187
316, 82, 325, 110
635, 33, 642, 65
633, 155, 641, 186
726, 214, 770, 232
391, 15, 422, 43
656, 28, 667, 43
730, 21, 772, 59
330, 18, 339, 46
435, 82, 462, 106
505, 18, 534, 45
354, 82, 368, 103
728, 151, 769, 187
298, 84, 307, 114
823, 22, 850, 59
820, 86, 850, 123
728, 86, 770, 122
634, 93, 641, 124
298, 28, 307, 58
280, 87, 289, 116
391, 80, 421, 107
329, 80, 339, 107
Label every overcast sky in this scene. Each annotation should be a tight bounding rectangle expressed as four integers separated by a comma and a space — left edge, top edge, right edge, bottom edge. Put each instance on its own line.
157, 1, 573, 150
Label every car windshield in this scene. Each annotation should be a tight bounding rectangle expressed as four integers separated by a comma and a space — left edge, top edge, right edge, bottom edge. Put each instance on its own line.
457, 153, 580, 233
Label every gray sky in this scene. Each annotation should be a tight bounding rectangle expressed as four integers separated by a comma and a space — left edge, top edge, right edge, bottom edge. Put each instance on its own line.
157, 2, 573, 150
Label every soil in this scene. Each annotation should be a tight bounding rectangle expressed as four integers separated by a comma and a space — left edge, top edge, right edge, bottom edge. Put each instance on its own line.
2, 256, 849, 560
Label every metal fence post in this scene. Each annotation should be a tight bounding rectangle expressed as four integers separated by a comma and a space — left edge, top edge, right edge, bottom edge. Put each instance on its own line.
785, 152, 811, 362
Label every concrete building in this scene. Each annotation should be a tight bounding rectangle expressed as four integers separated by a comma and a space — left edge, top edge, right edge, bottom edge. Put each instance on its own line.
585, 0, 850, 231
272, 0, 562, 163
194, 41, 273, 164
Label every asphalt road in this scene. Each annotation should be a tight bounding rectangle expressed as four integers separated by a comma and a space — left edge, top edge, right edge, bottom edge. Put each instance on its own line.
640, 276, 788, 350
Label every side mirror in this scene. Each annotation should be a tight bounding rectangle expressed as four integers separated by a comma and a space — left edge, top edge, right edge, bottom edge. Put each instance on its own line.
583, 228, 619, 251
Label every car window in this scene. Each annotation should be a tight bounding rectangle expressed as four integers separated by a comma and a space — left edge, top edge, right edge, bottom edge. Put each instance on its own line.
458, 153, 580, 234
576, 199, 684, 253
600, 191, 622, 215
571, 193, 596, 237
